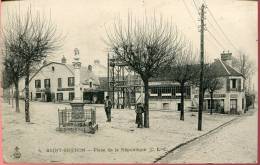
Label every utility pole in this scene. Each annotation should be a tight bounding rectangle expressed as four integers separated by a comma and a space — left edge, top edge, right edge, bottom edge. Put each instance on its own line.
198, 4, 206, 131
107, 52, 110, 98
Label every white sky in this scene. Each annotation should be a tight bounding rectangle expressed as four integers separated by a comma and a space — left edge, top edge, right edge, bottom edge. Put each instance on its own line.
1, 0, 258, 87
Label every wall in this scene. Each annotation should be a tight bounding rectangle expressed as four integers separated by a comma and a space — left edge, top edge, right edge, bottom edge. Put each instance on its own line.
29, 63, 74, 101
149, 99, 192, 111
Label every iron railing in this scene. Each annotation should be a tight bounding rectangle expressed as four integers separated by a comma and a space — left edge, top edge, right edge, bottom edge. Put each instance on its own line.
57, 107, 98, 133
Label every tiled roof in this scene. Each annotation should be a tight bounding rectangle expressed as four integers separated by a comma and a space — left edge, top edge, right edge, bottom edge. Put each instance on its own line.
150, 65, 199, 82
211, 59, 244, 77
149, 58, 244, 82
221, 61, 244, 77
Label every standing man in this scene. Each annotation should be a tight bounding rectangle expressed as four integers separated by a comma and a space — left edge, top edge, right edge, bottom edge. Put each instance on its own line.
104, 96, 112, 122
135, 103, 144, 128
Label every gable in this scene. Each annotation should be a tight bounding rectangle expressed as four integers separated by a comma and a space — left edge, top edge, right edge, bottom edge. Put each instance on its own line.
29, 62, 74, 82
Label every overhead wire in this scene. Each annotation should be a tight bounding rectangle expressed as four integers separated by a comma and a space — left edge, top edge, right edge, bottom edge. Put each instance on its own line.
201, 0, 239, 52
190, 0, 226, 52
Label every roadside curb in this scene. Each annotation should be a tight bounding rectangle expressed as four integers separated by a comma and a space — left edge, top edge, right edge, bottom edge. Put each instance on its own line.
153, 117, 239, 163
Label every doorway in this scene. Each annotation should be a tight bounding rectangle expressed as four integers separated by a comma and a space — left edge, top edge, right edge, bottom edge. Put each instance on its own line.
230, 99, 237, 114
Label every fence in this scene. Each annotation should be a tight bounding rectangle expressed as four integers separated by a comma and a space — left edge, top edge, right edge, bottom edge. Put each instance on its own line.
57, 107, 98, 134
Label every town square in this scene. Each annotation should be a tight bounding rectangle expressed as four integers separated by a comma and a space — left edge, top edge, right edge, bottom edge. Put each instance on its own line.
1, 0, 258, 164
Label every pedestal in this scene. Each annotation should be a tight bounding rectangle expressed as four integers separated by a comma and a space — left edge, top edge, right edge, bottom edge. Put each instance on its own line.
70, 101, 85, 122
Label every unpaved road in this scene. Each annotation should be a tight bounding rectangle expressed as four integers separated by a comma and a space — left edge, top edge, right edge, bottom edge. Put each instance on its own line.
157, 109, 258, 163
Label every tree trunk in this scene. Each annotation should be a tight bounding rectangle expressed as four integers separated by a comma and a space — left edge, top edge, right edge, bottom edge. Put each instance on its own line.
25, 71, 30, 122
143, 79, 149, 128
8, 88, 11, 105
210, 92, 213, 115
14, 81, 20, 113
180, 82, 185, 121
11, 87, 14, 108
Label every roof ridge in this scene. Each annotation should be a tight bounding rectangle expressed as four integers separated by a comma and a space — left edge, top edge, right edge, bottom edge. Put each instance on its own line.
225, 63, 243, 76
219, 59, 230, 75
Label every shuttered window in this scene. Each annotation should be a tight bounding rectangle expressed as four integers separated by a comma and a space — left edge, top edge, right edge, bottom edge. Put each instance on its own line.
227, 79, 230, 91
238, 79, 241, 91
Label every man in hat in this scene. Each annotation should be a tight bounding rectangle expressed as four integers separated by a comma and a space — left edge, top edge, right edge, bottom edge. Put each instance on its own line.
104, 96, 112, 122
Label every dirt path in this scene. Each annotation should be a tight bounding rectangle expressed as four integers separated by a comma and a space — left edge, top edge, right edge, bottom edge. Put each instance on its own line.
157, 109, 258, 163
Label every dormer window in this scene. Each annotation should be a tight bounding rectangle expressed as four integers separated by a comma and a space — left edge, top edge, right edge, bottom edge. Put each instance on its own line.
52, 66, 55, 72
89, 82, 93, 88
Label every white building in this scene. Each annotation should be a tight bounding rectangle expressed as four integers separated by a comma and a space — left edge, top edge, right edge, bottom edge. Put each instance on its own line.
18, 56, 103, 103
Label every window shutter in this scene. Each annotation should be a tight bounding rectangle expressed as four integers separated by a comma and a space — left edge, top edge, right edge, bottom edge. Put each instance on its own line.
238, 79, 241, 92
227, 79, 230, 91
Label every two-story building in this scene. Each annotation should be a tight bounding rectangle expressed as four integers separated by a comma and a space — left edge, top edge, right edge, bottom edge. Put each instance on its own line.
147, 52, 246, 114
192, 53, 246, 114
18, 56, 103, 103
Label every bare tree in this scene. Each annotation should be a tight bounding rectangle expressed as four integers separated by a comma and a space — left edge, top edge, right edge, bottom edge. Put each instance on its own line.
3, 7, 62, 122
232, 51, 256, 91
167, 43, 197, 121
232, 51, 255, 79
193, 63, 224, 114
105, 15, 183, 128
2, 51, 26, 113
205, 64, 223, 115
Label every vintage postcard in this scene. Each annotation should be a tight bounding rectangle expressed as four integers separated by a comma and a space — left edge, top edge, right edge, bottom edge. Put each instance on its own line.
0, 0, 258, 164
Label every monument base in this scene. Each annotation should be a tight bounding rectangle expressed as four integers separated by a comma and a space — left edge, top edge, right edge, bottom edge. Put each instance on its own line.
70, 101, 85, 122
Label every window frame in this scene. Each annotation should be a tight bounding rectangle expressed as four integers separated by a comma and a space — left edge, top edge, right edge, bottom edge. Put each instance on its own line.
231, 79, 237, 89
68, 77, 75, 87
58, 78, 62, 88
44, 79, 51, 88
35, 80, 41, 88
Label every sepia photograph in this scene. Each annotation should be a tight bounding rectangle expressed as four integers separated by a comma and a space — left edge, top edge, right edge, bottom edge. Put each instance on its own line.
0, 0, 258, 164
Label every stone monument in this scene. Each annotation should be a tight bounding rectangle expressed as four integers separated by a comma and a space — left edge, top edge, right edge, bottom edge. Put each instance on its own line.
70, 48, 85, 122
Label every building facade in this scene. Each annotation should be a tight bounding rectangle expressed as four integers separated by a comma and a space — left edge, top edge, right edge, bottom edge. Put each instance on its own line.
18, 57, 103, 103
148, 53, 246, 114
148, 81, 192, 111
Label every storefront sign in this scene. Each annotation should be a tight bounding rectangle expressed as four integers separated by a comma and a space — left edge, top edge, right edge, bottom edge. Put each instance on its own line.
194, 94, 226, 98
230, 94, 238, 98
162, 93, 172, 96
57, 88, 74, 91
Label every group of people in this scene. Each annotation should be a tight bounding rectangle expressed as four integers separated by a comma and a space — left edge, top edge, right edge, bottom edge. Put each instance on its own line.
104, 96, 145, 128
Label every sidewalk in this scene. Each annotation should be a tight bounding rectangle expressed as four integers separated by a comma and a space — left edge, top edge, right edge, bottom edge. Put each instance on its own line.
2, 101, 238, 163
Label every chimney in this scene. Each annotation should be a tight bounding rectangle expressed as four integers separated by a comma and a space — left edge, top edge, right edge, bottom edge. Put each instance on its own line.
61, 56, 67, 64
94, 59, 100, 65
88, 65, 92, 71
221, 51, 232, 66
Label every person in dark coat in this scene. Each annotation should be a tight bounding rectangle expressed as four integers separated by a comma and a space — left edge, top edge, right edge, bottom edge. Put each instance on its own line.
135, 103, 144, 128
104, 96, 112, 122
